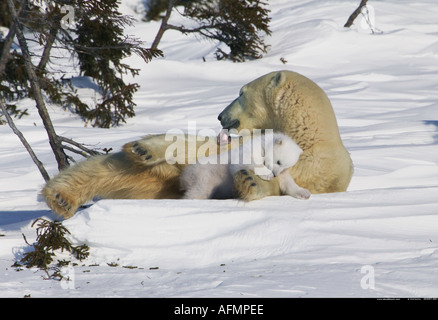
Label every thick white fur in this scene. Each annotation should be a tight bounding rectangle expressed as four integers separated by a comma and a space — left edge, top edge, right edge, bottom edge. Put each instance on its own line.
42, 70, 351, 218
180, 133, 310, 199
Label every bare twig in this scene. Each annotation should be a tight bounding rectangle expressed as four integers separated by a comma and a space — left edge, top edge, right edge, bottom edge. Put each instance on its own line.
61, 145, 87, 159
0, 97, 50, 182
58, 136, 104, 157
165, 23, 222, 34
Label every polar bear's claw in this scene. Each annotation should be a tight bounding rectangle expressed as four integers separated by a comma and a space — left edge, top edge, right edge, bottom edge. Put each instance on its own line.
132, 143, 153, 161
42, 188, 78, 219
122, 139, 167, 167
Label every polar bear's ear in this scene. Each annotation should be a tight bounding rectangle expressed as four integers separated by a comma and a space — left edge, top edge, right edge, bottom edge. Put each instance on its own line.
271, 71, 286, 87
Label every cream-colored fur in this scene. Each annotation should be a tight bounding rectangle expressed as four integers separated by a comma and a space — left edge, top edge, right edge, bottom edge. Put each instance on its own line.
41, 152, 182, 218
217, 70, 353, 198
41, 70, 353, 218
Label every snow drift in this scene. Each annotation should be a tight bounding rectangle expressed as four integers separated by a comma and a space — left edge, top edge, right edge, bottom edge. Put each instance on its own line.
1, 0, 438, 297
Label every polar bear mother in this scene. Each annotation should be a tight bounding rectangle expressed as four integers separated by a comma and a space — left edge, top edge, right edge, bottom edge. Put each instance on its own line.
42, 70, 353, 218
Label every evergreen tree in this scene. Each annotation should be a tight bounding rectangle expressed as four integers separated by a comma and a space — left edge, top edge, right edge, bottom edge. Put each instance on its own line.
144, 0, 173, 21
0, 0, 162, 128
149, 0, 271, 62
0, 0, 162, 174
0, 0, 30, 122
71, 0, 162, 127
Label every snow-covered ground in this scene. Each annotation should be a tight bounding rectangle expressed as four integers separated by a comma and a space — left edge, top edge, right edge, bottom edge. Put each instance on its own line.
1, 0, 438, 298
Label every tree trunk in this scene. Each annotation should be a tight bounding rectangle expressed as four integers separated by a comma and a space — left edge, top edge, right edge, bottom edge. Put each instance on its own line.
151, 0, 176, 50
6, 0, 69, 171
344, 0, 369, 28
38, 23, 58, 72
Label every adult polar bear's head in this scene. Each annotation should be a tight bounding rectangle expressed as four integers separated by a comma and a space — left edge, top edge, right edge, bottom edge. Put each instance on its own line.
217, 70, 343, 150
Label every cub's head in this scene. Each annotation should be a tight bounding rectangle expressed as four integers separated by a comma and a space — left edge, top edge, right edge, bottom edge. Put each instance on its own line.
264, 134, 303, 177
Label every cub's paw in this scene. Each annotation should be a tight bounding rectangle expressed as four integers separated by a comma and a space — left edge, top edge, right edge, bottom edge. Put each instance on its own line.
291, 187, 311, 200
258, 173, 274, 181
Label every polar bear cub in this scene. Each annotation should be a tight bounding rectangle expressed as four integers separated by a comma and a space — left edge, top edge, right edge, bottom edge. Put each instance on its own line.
180, 132, 310, 200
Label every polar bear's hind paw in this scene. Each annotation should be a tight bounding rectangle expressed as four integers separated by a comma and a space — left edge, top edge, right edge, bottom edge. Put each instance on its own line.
132, 142, 153, 161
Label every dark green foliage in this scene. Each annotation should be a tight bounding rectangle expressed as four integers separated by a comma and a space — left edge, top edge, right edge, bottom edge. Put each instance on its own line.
145, 0, 200, 21
16, 218, 89, 279
0, 42, 29, 122
147, 0, 271, 62
185, 0, 271, 62
71, 0, 162, 127
1, 0, 162, 128
72, 0, 138, 127
69, 0, 161, 127
0, 0, 13, 28
144, 0, 173, 21
0, 46, 28, 99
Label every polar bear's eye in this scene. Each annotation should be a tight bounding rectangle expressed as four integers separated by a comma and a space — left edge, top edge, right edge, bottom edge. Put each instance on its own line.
277, 160, 281, 165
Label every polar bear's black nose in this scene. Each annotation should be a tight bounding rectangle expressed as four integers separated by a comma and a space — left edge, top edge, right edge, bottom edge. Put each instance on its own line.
218, 109, 240, 129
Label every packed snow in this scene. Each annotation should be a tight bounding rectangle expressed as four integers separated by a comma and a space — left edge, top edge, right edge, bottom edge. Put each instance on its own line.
1, 0, 438, 298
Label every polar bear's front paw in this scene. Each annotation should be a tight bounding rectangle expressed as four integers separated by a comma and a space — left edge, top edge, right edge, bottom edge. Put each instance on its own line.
56, 193, 72, 212
233, 169, 279, 201
233, 169, 258, 200
43, 189, 79, 219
